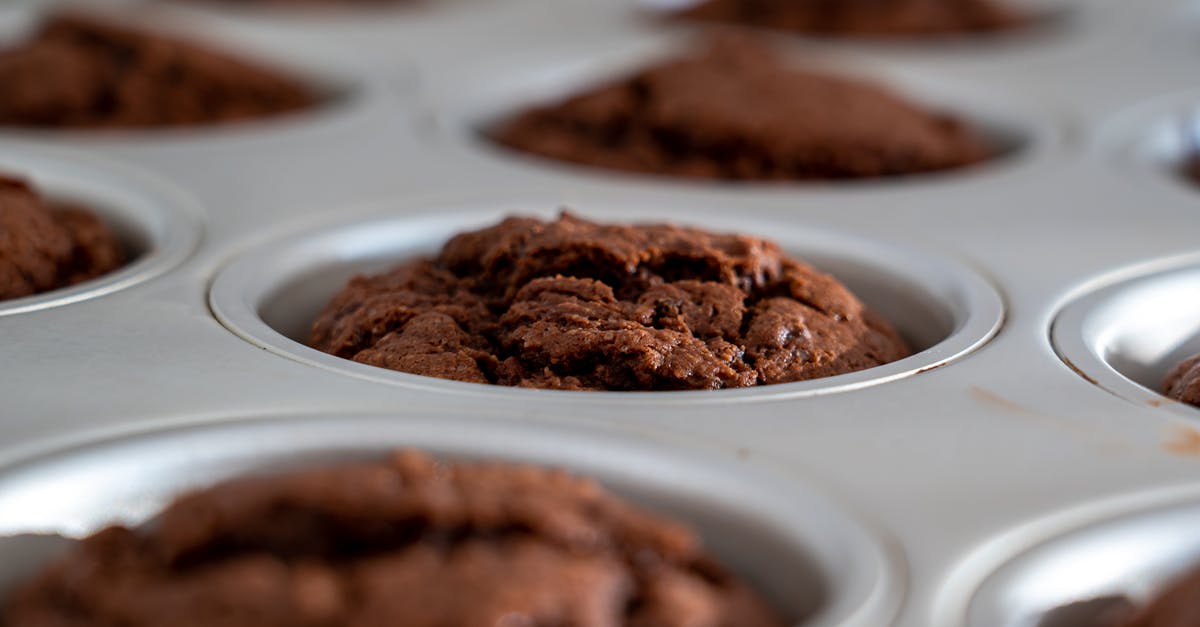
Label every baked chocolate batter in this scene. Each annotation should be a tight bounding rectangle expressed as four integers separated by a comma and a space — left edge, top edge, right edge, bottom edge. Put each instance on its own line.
673, 0, 1028, 36
1182, 156, 1200, 186
490, 40, 992, 181
3, 450, 787, 627
309, 213, 911, 391
1164, 354, 1200, 407
0, 13, 316, 129
1097, 567, 1200, 627
0, 175, 124, 301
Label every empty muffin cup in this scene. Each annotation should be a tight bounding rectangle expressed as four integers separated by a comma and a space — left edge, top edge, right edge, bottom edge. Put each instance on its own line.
0, 411, 904, 626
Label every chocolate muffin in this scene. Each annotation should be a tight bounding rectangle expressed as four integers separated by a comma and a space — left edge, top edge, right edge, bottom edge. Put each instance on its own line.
1182, 155, 1200, 186
0, 175, 124, 301
673, 0, 1029, 37
3, 450, 788, 627
0, 13, 316, 129
309, 213, 911, 391
1163, 354, 1200, 406
1070, 567, 1200, 627
490, 40, 992, 181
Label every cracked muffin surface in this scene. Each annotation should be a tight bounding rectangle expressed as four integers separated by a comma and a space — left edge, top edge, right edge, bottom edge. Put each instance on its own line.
3, 450, 787, 627
673, 0, 1028, 36
309, 212, 911, 391
0, 13, 316, 129
0, 175, 124, 301
490, 39, 991, 181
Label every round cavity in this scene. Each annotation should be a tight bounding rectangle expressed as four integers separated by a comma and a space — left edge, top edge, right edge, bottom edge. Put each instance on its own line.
0, 10, 375, 145
948, 487, 1200, 627
1113, 93, 1200, 192
1092, 89, 1200, 198
0, 145, 203, 316
1051, 255, 1200, 419
423, 34, 1045, 187
0, 411, 904, 627
209, 203, 1004, 402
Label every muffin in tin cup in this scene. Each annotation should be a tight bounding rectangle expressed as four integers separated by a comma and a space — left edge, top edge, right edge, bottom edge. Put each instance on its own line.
0, 144, 202, 316
0, 411, 904, 627
210, 202, 1003, 401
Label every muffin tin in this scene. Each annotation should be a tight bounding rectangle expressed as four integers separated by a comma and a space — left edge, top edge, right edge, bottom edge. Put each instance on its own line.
0, 0, 1198, 626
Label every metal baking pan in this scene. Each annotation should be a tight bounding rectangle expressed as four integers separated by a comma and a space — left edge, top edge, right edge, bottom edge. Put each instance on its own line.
0, 0, 1197, 625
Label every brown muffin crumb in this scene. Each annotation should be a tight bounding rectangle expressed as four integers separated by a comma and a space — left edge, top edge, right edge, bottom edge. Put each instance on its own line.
309, 212, 911, 391
1181, 155, 1200, 186
3, 450, 788, 627
0, 13, 316, 129
0, 175, 124, 301
1096, 566, 1200, 627
490, 39, 992, 181
673, 0, 1029, 37
1163, 353, 1200, 407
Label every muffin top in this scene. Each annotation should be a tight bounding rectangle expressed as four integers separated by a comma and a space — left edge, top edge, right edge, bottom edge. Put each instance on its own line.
1163, 353, 1200, 407
490, 39, 992, 181
0, 175, 124, 301
673, 0, 1028, 36
309, 212, 910, 391
4, 449, 787, 627
0, 13, 316, 129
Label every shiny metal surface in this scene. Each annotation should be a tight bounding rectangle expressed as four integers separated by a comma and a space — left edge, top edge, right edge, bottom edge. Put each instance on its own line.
960, 489, 1200, 627
1052, 257, 1200, 421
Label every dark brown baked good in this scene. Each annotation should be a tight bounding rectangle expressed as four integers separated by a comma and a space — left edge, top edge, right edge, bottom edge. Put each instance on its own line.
309, 212, 911, 391
0, 175, 124, 301
1163, 354, 1200, 406
0, 13, 316, 129
1097, 566, 1200, 627
673, 0, 1028, 36
1036, 596, 1135, 627
3, 450, 787, 627
490, 40, 991, 181
1182, 156, 1200, 186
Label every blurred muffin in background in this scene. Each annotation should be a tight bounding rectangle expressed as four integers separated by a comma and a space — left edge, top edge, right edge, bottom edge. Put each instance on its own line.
672, 0, 1029, 37
490, 38, 992, 181
3, 449, 789, 627
0, 176, 124, 301
0, 13, 316, 129
1183, 155, 1200, 187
